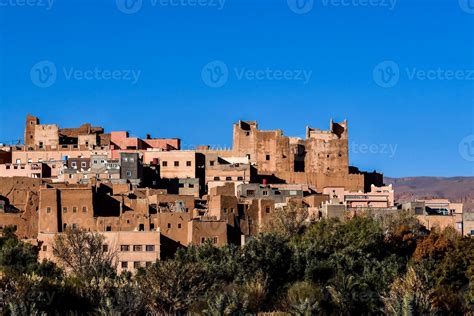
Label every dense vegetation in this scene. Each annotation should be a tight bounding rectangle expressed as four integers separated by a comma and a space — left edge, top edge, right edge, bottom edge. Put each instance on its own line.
0, 211, 473, 315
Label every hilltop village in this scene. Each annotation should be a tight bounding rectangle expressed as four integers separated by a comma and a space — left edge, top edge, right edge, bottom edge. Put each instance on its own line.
0, 115, 469, 273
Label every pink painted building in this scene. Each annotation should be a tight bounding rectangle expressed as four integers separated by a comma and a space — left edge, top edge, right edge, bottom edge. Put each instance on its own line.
323, 184, 394, 209
0, 162, 47, 178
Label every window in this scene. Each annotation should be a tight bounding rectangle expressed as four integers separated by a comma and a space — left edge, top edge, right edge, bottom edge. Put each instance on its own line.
72, 224, 77, 229
102, 245, 108, 252
139, 224, 144, 231
82, 206, 87, 213
189, 184, 194, 188
6, 165, 10, 170
46, 207, 51, 214
150, 223, 155, 230
81, 162, 87, 168
210, 161, 215, 166
186, 161, 192, 167
245, 131, 250, 136
16, 159, 21, 164
133, 245, 143, 252
146, 262, 152, 267
212, 237, 218, 244
123, 157, 128, 162
146, 245, 155, 252
71, 162, 77, 168
134, 262, 141, 269
214, 177, 220, 181
262, 191, 268, 196
120, 245, 130, 252
231, 208, 235, 213
126, 171, 132, 177
237, 176, 243, 181
174, 161, 179, 167
226, 177, 232, 181
121, 261, 128, 269
471, 230, 474, 236
223, 208, 227, 213
63, 207, 67, 213
178, 223, 182, 229
42, 245, 47, 251
130, 157, 135, 162
247, 190, 255, 196
266, 154, 270, 161
28, 158, 32, 163
167, 223, 171, 229
73, 207, 77, 213
93, 160, 98, 164
106, 226, 112, 231
162, 161, 168, 167
266, 207, 271, 213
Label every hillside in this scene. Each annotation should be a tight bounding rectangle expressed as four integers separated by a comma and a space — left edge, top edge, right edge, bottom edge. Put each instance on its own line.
384, 176, 474, 211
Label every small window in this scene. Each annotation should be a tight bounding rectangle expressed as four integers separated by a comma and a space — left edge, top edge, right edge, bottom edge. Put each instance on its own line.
186, 161, 192, 167
121, 261, 128, 269
214, 177, 220, 181
150, 223, 155, 230
134, 262, 141, 269
174, 161, 179, 167
130, 157, 135, 162
162, 161, 168, 167
262, 191, 268, 196
210, 161, 215, 166
247, 190, 255, 196
231, 208, 235, 213
81, 162, 87, 168
266, 154, 270, 161
245, 131, 250, 136
223, 208, 227, 213
189, 184, 195, 188
82, 206, 87, 213
73, 207, 77, 213
167, 223, 171, 229
123, 157, 128, 162
133, 245, 142, 252
93, 160, 98, 164
146, 261, 152, 267
266, 207, 271, 213
146, 245, 155, 252
178, 223, 182, 229
139, 224, 144, 231
126, 171, 132, 177
237, 176, 243, 181
102, 245, 108, 252
42, 245, 47, 251
226, 177, 232, 181
63, 207, 67, 213
46, 207, 51, 214
71, 162, 77, 167
72, 224, 77, 229
106, 226, 112, 231
121, 245, 130, 252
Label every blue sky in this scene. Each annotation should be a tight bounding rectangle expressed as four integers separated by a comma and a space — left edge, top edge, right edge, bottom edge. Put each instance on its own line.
0, 0, 473, 177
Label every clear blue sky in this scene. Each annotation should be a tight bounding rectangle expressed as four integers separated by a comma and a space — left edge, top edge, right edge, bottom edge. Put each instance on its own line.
0, 0, 473, 177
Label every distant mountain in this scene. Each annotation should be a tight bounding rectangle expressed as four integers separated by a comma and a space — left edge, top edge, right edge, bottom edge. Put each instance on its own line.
384, 177, 474, 212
